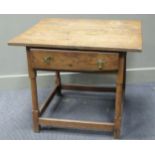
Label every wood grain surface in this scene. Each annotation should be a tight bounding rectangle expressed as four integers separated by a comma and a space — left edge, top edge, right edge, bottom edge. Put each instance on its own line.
8, 18, 142, 52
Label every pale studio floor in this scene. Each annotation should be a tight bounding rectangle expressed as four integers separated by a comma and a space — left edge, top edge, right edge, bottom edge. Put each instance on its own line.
0, 83, 155, 140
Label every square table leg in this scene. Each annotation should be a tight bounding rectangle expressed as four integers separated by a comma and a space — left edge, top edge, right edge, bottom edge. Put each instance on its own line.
114, 53, 125, 139
123, 53, 127, 92
27, 49, 40, 132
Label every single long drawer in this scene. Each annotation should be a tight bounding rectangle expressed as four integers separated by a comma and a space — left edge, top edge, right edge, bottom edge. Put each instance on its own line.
29, 49, 119, 72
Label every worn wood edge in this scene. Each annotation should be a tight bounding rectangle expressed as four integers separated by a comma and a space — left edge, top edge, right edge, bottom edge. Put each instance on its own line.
29, 47, 122, 54
39, 118, 114, 131
8, 42, 142, 53
39, 85, 59, 115
61, 84, 116, 92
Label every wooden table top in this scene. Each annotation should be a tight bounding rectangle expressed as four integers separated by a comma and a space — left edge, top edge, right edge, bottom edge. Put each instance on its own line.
8, 18, 142, 52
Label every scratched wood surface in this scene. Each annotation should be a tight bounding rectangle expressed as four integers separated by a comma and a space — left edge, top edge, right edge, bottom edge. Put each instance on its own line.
8, 18, 142, 52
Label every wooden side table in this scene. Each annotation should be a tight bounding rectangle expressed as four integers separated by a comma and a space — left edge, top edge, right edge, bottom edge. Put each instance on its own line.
8, 18, 142, 139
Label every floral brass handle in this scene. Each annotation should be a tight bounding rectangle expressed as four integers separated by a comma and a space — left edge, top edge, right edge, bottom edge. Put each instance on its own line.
43, 56, 53, 64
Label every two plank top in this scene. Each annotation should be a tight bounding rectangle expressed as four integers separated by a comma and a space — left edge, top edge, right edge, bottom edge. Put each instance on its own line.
8, 18, 142, 52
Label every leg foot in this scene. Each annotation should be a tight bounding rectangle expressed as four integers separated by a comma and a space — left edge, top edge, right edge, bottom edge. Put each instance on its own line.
32, 110, 40, 132
114, 129, 120, 139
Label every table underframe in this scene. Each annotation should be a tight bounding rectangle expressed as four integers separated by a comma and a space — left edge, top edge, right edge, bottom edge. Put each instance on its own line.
26, 47, 126, 139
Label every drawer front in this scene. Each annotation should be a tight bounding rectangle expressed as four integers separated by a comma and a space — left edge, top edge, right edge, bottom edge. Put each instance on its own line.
30, 49, 119, 72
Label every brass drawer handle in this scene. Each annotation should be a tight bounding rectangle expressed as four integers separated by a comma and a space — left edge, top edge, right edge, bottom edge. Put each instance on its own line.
43, 56, 53, 64
97, 59, 105, 70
